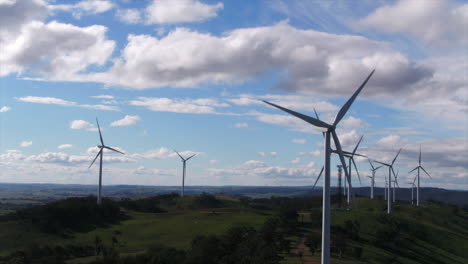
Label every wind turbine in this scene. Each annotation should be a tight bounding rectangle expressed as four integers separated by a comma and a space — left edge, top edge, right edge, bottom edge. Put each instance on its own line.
384, 177, 388, 201
367, 159, 382, 199
331, 135, 365, 207
407, 181, 416, 205
89, 118, 125, 205
409, 145, 431, 206
175, 151, 196, 197
263, 69, 375, 264
392, 170, 400, 202
374, 148, 401, 214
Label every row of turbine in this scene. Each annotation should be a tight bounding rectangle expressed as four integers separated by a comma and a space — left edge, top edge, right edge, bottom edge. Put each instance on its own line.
311, 134, 431, 212
88, 119, 196, 205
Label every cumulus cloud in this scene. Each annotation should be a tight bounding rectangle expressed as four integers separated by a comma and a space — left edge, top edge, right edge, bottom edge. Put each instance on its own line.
91, 21, 430, 95
17, 96, 118, 111
0, 106, 10, 112
25, 151, 132, 165
58, 144, 73, 149
110, 115, 141, 127
20, 141, 32, 147
130, 148, 200, 160
357, 0, 468, 47
70, 120, 96, 131
144, 0, 223, 24
129, 97, 229, 114
1, 20, 115, 78
50, 0, 114, 19
116, 8, 142, 24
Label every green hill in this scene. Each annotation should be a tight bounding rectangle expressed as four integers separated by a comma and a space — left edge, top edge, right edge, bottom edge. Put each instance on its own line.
0, 194, 466, 264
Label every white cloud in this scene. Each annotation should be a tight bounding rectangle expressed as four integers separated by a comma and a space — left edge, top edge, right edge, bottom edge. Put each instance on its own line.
92, 21, 430, 94
144, 0, 223, 24
90, 95, 114, 99
70, 120, 96, 131
57, 144, 73, 149
270, 152, 278, 157
1, 20, 115, 78
20, 141, 32, 147
17, 96, 118, 111
375, 134, 408, 149
129, 97, 229, 114
87, 146, 126, 155
110, 115, 141, 127
357, 0, 468, 47
25, 151, 132, 165
292, 138, 306, 144
50, 0, 114, 19
290, 157, 300, 164
116, 8, 141, 24
0, 106, 10, 112
299, 150, 321, 157
130, 148, 200, 160
234, 122, 248, 128
209, 159, 218, 165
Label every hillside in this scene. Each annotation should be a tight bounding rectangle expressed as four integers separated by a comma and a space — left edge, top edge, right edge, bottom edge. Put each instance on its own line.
0, 194, 466, 263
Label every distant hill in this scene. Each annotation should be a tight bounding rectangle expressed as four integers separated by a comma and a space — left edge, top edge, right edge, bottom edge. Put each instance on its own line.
0, 183, 467, 212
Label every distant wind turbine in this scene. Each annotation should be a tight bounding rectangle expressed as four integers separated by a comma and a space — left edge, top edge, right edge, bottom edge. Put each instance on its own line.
263, 69, 375, 264
175, 151, 196, 197
368, 159, 382, 199
374, 148, 401, 214
89, 118, 125, 205
407, 181, 416, 205
409, 145, 431, 206
392, 170, 400, 202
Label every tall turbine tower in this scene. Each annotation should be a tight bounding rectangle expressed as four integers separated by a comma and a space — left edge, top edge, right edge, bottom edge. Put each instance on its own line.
368, 159, 382, 199
89, 118, 125, 205
407, 181, 416, 205
392, 170, 400, 202
175, 151, 196, 197
374, 148, 401, 214
263, 70, 375, 264
409, 145, 431, 206
337, 165, 343, 208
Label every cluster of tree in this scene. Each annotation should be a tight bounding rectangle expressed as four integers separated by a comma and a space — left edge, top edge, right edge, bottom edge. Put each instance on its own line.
118, 193, 180, 213
13, 197, 124, 234
91, 212, 295, 264
246, 196, 322, 211
1, 208, 298, 264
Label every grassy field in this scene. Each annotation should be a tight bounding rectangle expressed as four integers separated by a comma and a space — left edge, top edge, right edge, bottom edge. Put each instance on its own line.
1, 194, 467, 264
0, 207, 270, 257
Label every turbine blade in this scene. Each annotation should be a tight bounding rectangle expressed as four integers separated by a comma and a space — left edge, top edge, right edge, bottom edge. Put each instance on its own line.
374, 160, 390, 167
375, 166, 383, 171
186, 154, 197, 161
96, 118, 104, 146
332, 131, 351, 188
353, 153, 367, 158
263, 100, 332, 129
312, 166, 324, 189
89, 148, 103, 168
408, 167, 418, 174
332, 69, 375, 127
391, 148, 402, 165
368, 158, 375, 170
174, 150, 184, 160
313, 108, 325, 138
412, 175, 417, 184
103, 146, 125, 155
420, 166, 432, 178
352, 158, 361, 185
419, 145, 422, 166
352, 135, 364, 155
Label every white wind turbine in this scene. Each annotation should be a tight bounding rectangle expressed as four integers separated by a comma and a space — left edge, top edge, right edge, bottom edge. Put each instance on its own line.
263, 70, 375, 264
374, 148, 401, 214
392, 170, 400, 202
367, 159, 382, 199
409, 145, 431, 206
175, 151, 196, 197
407, 181, 416, 205
89, 118, 125, 205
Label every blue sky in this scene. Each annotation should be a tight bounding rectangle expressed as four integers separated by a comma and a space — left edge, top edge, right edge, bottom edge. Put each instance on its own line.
0, 0, 467, 189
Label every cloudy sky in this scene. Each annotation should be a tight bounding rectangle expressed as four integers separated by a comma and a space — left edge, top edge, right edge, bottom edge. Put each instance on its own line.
0, 0, 466, 189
